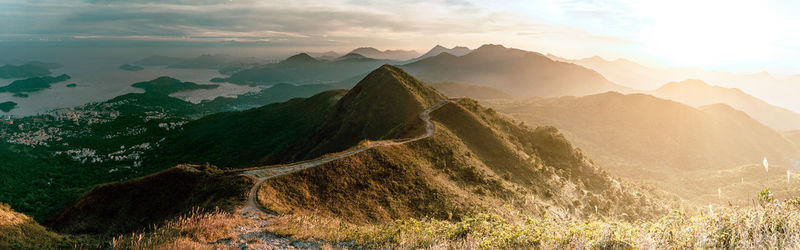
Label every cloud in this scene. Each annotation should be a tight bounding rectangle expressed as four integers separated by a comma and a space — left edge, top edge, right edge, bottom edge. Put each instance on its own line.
83, 0, 242, 5
0, 0, 635, 57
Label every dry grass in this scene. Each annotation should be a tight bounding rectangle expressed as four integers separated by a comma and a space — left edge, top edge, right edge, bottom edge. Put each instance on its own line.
266, 198, 800, 249
108, 208, 246, 249
0, 203, 28, 227
0, 203, 71, 249
255, 99, 676, 229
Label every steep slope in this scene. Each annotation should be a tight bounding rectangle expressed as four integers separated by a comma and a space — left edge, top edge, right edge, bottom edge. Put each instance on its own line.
152, 90, 347, 168
271, 65, 447, 162
257, 98, 674, 224
0, 203, 66, 249
154, 65, 447, 169
46, 165, 252, 234
247, 66, 672, 223
401, 44, 631, 98
487, 92, 799, 200
651, 79, 800, 130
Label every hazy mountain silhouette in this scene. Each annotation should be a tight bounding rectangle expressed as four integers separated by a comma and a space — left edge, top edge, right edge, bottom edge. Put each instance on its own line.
651, 79, 800, 130
305, 51, 341, 61
411, 45, 471, 61
402, 44, 632, 97
489, 92, 799, 200
553, 55, 800, 114
221, 53, 394, 85
349, 47, 420, 60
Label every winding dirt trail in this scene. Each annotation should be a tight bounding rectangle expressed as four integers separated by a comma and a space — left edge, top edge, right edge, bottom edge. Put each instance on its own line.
236, 99, 451, 215
214, 99, 453, 248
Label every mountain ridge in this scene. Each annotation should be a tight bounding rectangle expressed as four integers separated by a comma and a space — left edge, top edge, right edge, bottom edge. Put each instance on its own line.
349, 47, 420, 60
651, 79, 800, 130
402, 44, 632, 98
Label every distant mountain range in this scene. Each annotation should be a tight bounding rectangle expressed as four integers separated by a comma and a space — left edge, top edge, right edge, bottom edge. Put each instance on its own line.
305, 51, 341, 61
349, 47, 420, 60
402, 44, 632, 97
214, 44, 634, 100
412, 45, 471, 61
305, 45, 471, 62
649, 79, 800, 131
488, 91, 799, 201
218, 53, 394, 85
549, 55, 800, 115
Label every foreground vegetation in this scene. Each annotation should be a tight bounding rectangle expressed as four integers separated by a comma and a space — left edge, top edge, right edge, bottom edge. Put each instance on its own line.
108, 209, 246, 249
265, 197, 800, 249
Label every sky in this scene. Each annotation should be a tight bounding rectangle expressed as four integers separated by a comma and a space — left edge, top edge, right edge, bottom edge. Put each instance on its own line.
2, 0, 800, 74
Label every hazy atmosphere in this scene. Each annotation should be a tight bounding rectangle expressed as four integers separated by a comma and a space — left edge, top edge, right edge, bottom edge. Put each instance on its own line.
3, 0, 800, 249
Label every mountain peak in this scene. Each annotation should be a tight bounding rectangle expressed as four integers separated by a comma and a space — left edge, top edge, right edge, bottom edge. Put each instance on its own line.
293, 64, 446, 157
352, 47, 381, 53
335, 52, 368, 61
584, 56, 608, 62
348, 64, 445, 107
474, 44, 507, 52
467, 44, 531, 59
413, 45, 471, 61
281, 53, 320, 64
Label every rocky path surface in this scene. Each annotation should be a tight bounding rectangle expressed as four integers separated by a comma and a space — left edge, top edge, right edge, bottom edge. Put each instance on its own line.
217, 99, 453, 249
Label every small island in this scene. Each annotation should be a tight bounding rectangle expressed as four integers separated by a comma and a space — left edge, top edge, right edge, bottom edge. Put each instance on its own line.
0, 101, 17, 112
0, 74, 71, 93
66, 83, 77, 88
0, 63, 52, 79
119, 64, 144, 71
12, 93, 28, 98
131, 76, 218, 95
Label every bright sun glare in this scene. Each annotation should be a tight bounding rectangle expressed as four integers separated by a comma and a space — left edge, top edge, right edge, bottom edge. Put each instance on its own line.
637, 0, 781, 68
